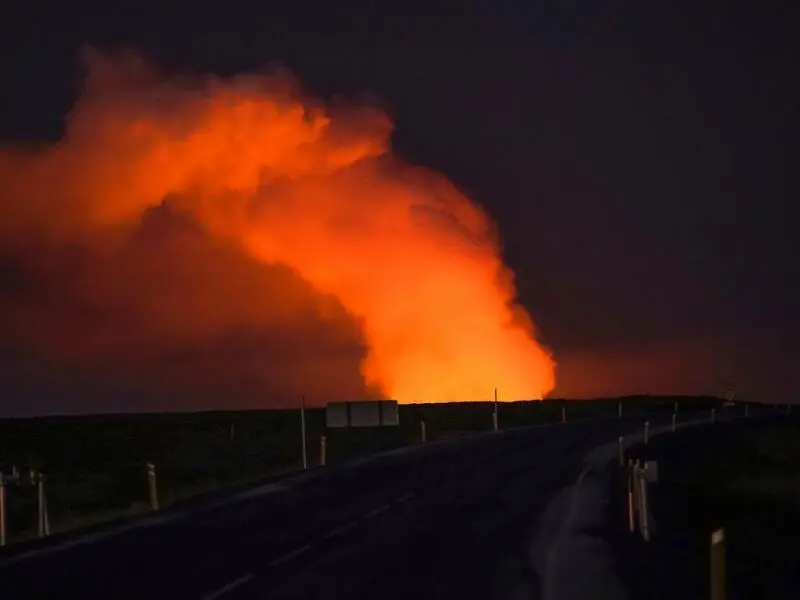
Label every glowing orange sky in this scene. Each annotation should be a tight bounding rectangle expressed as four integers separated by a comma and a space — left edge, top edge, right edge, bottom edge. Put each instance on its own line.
0, 50, 555, 404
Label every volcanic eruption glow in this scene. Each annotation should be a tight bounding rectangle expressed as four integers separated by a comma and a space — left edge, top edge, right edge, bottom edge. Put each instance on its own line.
0, 50, 555, 404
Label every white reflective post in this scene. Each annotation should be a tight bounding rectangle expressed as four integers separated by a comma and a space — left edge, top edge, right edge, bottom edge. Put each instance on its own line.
146, 463, 159, 511
711, 528, 726, 600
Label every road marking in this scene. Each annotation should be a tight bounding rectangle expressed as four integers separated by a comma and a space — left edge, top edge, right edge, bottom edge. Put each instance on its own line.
269, 544, 311, 567
233, 482, 290, 501
324, 522, 357, 538
201, 574, 254, 600
396, 491, 415, 502
365, 504, 392, 519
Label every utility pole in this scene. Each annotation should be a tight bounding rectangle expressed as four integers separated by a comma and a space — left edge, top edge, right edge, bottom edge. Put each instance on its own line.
0, 472, 6, 546
301, 395, 308, 469
493, 388, 499, 432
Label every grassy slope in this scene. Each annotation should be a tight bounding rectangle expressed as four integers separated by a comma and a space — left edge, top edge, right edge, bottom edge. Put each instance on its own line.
618, 417, 800, 600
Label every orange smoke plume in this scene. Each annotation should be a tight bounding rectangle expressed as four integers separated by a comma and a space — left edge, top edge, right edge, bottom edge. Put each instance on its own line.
0, 49, 555, 404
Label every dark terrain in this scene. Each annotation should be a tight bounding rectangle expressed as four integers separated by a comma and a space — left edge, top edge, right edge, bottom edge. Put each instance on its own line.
0, 395, 714, 544
612, 414, 799, 600
0, 410, 701, 599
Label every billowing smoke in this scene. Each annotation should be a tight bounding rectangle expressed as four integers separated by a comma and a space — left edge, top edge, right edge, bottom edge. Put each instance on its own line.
0, 49, 554, 407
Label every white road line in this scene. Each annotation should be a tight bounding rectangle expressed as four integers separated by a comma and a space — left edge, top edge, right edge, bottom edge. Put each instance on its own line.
201, 574, 254, 600
396, 491, 415, 502
324, 522, 357, 538
365, 504, 392, 519
269, 544, 312, 567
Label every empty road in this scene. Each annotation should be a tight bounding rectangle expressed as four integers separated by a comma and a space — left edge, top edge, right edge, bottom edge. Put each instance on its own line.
0, 415, 671, 599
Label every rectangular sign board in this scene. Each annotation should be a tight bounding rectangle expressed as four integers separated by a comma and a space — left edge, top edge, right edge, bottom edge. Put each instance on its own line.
349, 401, 381, 427
325, 400, 399, 428
380, 400, 399, 426
325, 402, 349, 428
646, 461, 659, 483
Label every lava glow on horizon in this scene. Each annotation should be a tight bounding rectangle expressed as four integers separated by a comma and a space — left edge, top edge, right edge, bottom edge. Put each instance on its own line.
0, 49, 555, 405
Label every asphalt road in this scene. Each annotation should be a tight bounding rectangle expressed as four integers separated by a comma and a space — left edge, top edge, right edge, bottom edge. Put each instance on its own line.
0, 415, 671, 599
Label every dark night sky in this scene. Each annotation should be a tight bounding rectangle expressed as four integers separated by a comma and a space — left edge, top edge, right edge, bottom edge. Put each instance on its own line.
0, 0, 797, 414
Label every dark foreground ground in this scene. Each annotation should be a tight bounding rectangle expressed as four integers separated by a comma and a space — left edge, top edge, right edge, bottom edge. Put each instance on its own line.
0, 395, 718, 544
612, 416, 800, 600
1, 413, 684, 599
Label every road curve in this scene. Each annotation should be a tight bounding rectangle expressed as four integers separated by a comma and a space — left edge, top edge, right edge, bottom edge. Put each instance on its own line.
0, 416, 668, 599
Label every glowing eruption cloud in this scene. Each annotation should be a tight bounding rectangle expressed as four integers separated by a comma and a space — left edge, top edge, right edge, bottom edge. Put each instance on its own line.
0, 50, 555, 404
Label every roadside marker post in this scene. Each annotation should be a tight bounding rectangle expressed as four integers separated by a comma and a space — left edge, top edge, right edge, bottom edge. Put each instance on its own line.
627, 460, 635, 533
37, 472, 50, 537
0, 472, 6, 546
618, 401, 622, 418
420, 420, 427, 444
710, 528, 726, 600
672, 413, 677, 432
146, 462, 159, 511
644, 421, 650, 444
618, 436, 625, 467
561, 405, 566, 424
626, 460, 653, 542
674, 401, 679, 414
320, 436, 327, 467
638, 467, 650, 541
